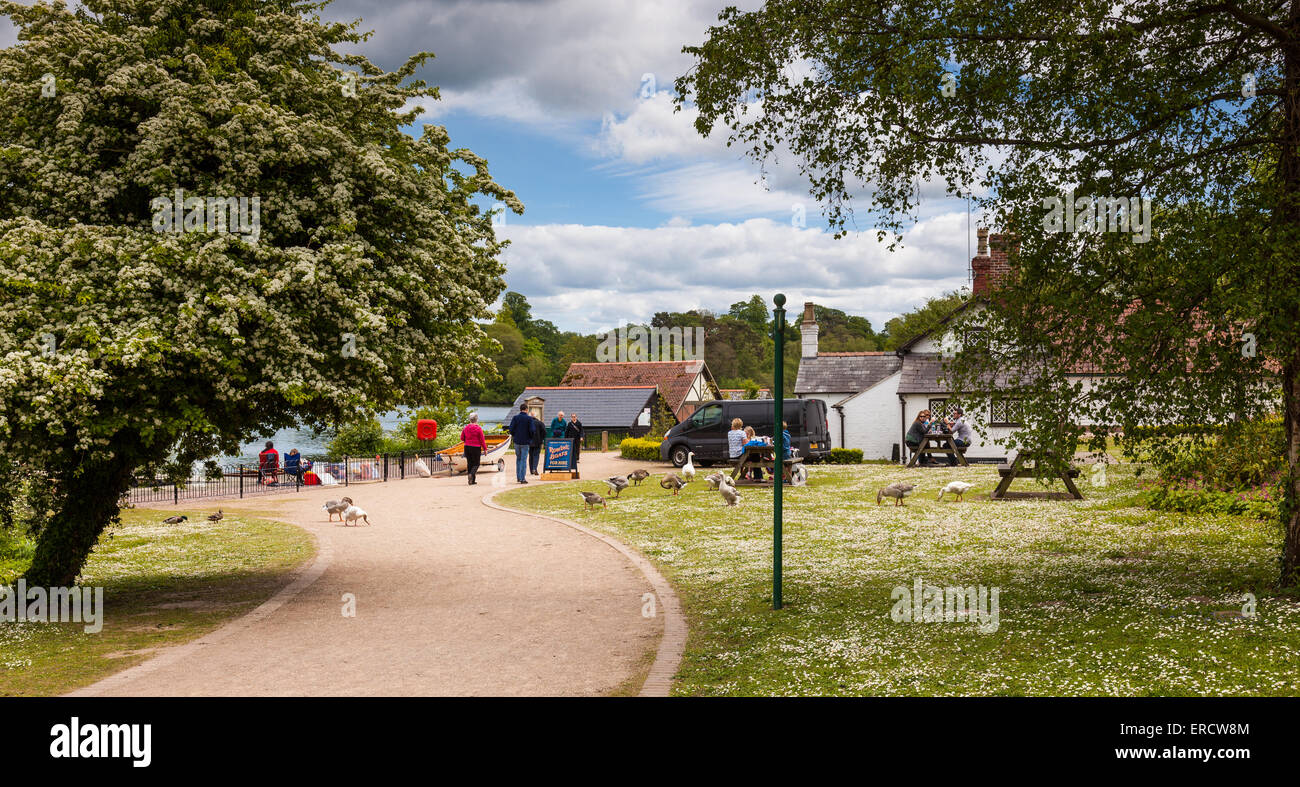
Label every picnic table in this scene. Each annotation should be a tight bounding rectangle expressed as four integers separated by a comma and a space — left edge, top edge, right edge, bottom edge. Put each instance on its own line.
905, 432, 969, 467
729, 444, 804, 486
991, 450, 1083, 500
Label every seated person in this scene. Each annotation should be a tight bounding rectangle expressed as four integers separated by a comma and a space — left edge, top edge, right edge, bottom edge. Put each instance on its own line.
284, 449, 303, 478
905, 411, 937, 465
947, 409, 974, 466
743, 426, 767, 481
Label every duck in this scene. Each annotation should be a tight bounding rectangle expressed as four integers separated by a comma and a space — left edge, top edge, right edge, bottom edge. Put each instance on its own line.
322, 497, 354, 522
580, 491, 606, 509
206, 509, 224, 522
876, 483, 916, 506
660, 473, 686, 496
937, 481, 976, 502
604, 476, 630, 498
704, 471, 726, 490
680, 451, 697, 483
626, 469, 651, 486
342, 504, 370, 526
719, 478, 741, 507
162, 515, 188, 524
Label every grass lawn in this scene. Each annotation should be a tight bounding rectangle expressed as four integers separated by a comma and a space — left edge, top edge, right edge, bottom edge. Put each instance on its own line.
499, 463, 1300, 696
0, 508, 314, 696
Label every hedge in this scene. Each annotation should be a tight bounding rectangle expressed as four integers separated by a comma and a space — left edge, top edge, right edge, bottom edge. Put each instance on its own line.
821, 448, 864, 464
619, 437, 662, 461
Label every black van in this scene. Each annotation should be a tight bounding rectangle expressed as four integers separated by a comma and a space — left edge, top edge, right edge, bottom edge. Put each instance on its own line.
658, 398, 831, 467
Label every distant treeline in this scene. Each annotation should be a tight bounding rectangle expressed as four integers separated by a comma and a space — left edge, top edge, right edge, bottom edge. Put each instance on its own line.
466, 291, 967, 404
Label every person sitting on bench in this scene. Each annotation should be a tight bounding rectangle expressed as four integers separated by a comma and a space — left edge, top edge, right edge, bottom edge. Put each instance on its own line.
947, 409, 973, 466
905, 411, 935, 465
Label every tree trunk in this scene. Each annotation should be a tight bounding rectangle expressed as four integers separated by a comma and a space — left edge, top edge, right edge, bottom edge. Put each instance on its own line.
1281, 5, 1300, 587
23, 454, 135, 587
1284, 360, 1300, 586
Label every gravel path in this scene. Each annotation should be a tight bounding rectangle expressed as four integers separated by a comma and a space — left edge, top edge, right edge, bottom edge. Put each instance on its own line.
70, 452, 671, 697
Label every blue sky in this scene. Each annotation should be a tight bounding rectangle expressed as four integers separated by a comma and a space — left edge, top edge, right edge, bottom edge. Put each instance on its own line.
2, 0, 983, 336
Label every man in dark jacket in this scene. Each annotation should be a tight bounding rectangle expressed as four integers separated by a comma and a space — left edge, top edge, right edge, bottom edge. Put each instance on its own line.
528, 414, 546, 475
564, 413, 584, 465
508, 404, 534, 483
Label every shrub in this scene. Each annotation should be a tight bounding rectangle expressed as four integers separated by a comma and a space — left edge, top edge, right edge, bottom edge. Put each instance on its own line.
1141, 485, 1279, 521
1145, 417, 1283, 491
620, 437, 662, 461
822, 448, 864, 464
326, 418, 385, 457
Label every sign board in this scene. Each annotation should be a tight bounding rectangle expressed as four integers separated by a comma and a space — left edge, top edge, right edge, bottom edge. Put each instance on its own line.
543, 438, 575, 472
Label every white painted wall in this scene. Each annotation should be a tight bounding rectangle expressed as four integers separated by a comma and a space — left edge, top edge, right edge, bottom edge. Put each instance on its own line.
799, 392, 854, 449
900, 394, 1015, 461
839, 372, 905, 459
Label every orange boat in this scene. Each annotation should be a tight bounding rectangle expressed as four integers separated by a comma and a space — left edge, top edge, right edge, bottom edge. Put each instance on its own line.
437, 434, 512, 474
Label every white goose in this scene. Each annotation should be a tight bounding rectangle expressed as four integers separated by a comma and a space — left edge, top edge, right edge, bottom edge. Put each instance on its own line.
681, 451, 697, 484
937, 481, 976, 502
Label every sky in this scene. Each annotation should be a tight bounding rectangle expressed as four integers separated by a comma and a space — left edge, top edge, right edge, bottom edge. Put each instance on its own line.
1, 0, 983, 336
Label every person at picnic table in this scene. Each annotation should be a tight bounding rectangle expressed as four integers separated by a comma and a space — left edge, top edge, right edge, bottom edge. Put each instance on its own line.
565, 413, 584, 465
258, 440, 280, 484
460, 413, 487, 485
549, 411, 567, 438
742, 426, 768, 481
508, 404, 534, 483
947, 408, 973, 466
528, 411, 546, 476
905, 411, 937, 466
727, 418, 746, 466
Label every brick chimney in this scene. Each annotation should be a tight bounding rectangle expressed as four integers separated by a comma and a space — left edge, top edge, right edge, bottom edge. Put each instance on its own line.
800, 301, 819, 359
971, 228, 1015, 297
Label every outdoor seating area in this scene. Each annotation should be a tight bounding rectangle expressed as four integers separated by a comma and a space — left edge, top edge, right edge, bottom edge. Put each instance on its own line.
728, 444, 806, 486
991, 450, 1084, 500
905, 433, 970, 467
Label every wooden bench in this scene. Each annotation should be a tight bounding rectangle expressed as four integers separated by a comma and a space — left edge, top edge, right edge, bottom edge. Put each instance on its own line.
730, 444, 804, 486
905, 433, 970, 467
991, 450, 1083, 500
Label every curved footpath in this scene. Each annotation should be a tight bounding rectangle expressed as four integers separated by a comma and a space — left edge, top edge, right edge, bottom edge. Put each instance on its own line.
69, 451, 681, 697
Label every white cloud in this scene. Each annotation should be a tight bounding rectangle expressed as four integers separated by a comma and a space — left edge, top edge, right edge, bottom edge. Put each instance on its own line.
499, 213, 976, 334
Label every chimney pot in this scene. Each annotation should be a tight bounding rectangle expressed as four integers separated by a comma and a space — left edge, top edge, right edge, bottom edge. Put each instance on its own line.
802, 301, 816, 324
977, 227, 989, 256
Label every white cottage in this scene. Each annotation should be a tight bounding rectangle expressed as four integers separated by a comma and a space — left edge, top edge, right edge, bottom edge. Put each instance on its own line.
795, 230, 1020, 462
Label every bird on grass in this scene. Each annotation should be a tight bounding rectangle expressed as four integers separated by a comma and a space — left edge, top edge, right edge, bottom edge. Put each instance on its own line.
626, 469, 651, 486
937, 481, 976, 502
323, 497, 354, 522
206, 509, 224, 522
580, 491, 606, 509
876, 483, 916, 506
680, 452, 697, 483
719, 478, 741, 507
704, 471, 726, 490
162, 515, 188, 524
660, 473, 686, 496
604, 476, 630, 498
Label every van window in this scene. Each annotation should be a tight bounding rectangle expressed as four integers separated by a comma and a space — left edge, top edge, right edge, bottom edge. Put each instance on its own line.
688, 403, 723, 430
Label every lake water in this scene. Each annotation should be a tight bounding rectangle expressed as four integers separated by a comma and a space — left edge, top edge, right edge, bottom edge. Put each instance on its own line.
215, 404, 513, 465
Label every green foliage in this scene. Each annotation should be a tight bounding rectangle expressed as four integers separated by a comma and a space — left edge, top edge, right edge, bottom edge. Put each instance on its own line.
1141, 487, 1279, 522
0, 0, 520, 584
619, 437, 663, 461
882, 291, 967, 350
1133, 418, 1285, 491
822, 448, 864, 464
326, 419, 385, 458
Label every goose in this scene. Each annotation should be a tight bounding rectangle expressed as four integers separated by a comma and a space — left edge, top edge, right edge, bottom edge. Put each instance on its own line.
704, 471, 726, 490
876, 483, 916, 507
322, 497, 353, 522
162, 515, 188, 524
626, 469, 651, 486
680, 452, 697, 483
660, 473, 686, 496
580, 491, 606, 509
604, 476, 630, 498
206, 509, 224, 522
342, 504, 370, 526
719, 478, 741, 507
937, 481, 976, 502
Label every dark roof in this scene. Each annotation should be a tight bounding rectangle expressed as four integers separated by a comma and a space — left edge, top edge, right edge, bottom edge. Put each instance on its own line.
896, 352, 1023, 393
794, 352, 901, 394
561, 361, 714, 421
510, 386, 657, 429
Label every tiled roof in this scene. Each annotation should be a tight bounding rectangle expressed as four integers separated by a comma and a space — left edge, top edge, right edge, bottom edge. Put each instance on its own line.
794, 353, 902, 394
896, 352, 1023, 393
561, 361, 712, 421
511, 386, 657, 430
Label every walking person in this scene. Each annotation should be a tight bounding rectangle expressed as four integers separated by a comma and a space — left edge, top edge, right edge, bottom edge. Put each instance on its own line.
550, 411, 567, 438
565, 412, 584, 466
509, 404, 534, 483
460, 413, 487, 485
528, 411, 546, 476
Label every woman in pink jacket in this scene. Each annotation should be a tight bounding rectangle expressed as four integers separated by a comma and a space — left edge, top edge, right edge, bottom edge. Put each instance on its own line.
459, 413, 488, 485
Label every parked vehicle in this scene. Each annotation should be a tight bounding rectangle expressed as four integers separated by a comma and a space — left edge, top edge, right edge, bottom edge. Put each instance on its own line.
659, 398, 831, 467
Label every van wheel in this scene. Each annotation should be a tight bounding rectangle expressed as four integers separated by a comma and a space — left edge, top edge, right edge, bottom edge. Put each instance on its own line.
670, 445, 691, 468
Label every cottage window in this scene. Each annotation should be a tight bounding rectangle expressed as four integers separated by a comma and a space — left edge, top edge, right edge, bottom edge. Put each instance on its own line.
990, 398, 1023, 426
